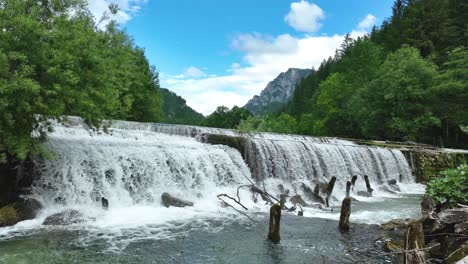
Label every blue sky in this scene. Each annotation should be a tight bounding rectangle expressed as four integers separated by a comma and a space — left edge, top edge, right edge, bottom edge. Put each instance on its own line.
89, 0, 395, 114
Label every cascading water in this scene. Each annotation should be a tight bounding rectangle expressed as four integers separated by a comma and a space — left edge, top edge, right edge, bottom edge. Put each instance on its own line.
31, 122, 252, 209
26, 117, 421, 220
0, 118, 426, 263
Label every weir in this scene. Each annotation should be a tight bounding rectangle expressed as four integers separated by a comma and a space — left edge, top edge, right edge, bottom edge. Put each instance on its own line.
28, 117, 416, 210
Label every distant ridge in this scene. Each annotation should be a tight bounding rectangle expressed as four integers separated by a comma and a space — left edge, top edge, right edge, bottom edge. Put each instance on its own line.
243, 68, 312, 115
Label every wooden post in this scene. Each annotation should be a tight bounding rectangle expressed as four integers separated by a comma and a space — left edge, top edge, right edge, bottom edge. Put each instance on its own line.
268, 204, 282, 243
404, 220, 426, 264
346, 181, 351, 197
339, 197, 351, 232
325, 176, 336, 207
364, 175, 373, 196
351, 175, 358, 191
101, 197, 109, 210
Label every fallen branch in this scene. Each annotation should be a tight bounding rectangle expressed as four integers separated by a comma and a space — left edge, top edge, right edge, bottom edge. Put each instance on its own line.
217, 194, 257, 222
217, 194, 248, 210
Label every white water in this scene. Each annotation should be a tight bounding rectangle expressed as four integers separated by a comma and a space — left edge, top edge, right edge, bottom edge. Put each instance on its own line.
0, 118, 425, 246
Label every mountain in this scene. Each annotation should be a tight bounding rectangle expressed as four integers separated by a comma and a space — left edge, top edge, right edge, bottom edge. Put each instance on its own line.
243, 68, 313, 115
160, 88, 205, 125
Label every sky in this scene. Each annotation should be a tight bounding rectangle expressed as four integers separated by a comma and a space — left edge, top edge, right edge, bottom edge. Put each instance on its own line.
87, 0, 395, 115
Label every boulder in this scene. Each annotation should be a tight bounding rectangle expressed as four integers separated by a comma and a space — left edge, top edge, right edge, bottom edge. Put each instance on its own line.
0, 206, 18, 227
290, 195, 307, 207
455, 221, 468, 234
277, 184, 285, 194
161, 192, 194, 208
0, 199, 42, 227
437, 208, 468, 225
43, 210, 85, 226
381, 219, 410, 231
445, 240, 468, 263
387, 179, 398, 185
357, 191, 372, 197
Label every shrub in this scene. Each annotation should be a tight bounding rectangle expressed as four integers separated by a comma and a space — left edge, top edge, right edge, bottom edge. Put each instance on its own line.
426, 165, 468, 208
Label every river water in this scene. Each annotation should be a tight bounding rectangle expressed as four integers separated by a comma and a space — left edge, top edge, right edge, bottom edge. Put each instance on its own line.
0, 118, 425, 263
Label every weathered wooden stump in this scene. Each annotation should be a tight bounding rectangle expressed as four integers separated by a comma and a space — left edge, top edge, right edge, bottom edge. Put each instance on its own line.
404, 220, 426, 264
101, 197, 109, 210
325, 176, 337, 207
351, 175, 358, 191
346, 181, 351, 197
364, 175, 373, 196
339, 197, 351, 232
268, 204, 282, 243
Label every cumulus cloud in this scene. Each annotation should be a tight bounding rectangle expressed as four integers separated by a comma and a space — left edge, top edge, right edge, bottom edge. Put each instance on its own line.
87, 0, 148, 25
358, 14, 377, 30
284, 1, 325, 33
162, 14, 377, 115
183, 66, 207, 78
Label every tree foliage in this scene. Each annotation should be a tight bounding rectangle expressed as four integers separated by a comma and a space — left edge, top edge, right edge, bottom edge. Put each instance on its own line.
426, 165, 468, 208
204, 106, 251, 129
0, 0, 162, 159
278, 0, 468, 148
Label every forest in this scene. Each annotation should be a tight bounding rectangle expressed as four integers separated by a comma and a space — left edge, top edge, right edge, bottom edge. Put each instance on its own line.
1, 0, 467, 163
207, 0, 468, 149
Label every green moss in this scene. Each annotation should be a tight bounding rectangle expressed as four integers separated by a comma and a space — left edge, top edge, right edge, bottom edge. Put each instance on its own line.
202, 134, 247, 157
0, 206, 18, 227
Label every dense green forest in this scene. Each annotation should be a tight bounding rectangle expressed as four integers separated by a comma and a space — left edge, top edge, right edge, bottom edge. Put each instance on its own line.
0, 0, 162, 159
160, 88, 205, 125
209, 0, 467, 148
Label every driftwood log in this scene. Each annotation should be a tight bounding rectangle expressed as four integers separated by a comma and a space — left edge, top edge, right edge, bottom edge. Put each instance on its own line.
364, 175, 373, 196
325, 177, 337, 207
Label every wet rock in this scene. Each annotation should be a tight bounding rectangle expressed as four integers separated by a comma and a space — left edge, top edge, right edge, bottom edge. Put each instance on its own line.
456, 255, 468, 264
437, 208, 468, 225
0, 199, 42, 227
302, 183, 324, 204
43, 210, 85, 226
445, 240, 468, 263
357, 191, 372, 197
455, 221, 468, 234
290, 195, 307, 207
277, 184, 284, 194
387, 179, 398, 185
0, 207, 18, 227
381, 219, 410, 231
161, 192, 194, 208
381, 185, 398, 194
421, 196, 435, 220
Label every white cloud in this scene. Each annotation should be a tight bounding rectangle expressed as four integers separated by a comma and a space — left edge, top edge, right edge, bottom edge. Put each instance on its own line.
358, 14, 377, 30
183, 66, 207, 78
87, 0, 148, 25
162, 14, 377, 115
284, 1, 325, 33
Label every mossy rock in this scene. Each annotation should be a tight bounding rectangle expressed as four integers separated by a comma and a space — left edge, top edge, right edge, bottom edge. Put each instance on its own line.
384, 240, 402, 252
0, 199, 41, 227
0, 206, 18, 227
201, 134, 247, 157
445, 240, 468, 263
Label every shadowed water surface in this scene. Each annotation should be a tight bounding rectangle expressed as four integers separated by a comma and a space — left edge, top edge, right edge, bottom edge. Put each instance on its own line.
0, 215, 396, 264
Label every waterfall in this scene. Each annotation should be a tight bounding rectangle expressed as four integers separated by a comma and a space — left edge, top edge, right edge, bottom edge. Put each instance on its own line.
31, 121, 252, 208
244, 137, 413, 184
31, 117, 414, 211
